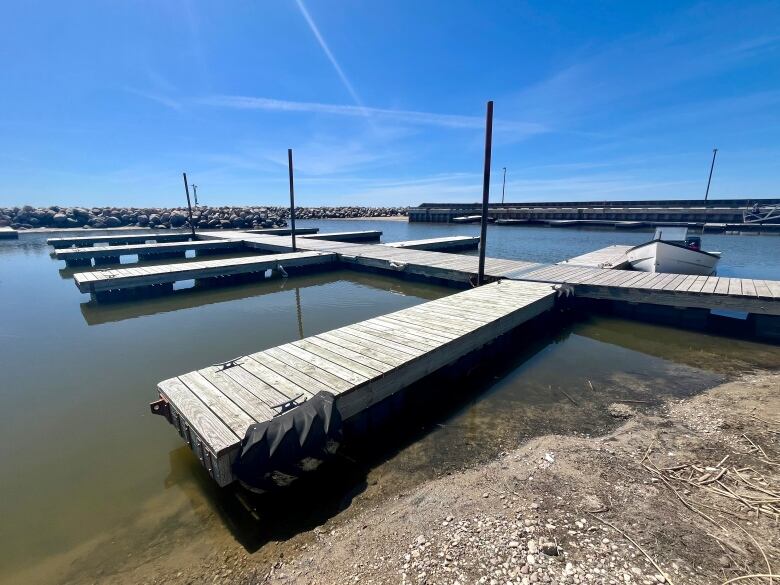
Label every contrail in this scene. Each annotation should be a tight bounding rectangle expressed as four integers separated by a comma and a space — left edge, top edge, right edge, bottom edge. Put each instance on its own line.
294, 0, 367, 115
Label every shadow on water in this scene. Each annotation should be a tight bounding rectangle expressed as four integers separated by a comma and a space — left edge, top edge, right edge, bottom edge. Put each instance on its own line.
78, 269, 446, 325
162, 309, 727, 554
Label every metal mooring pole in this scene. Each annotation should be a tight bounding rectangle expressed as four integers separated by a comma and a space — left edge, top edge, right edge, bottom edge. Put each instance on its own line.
182, 172, 196, 239
288, 148, 297, 252
704, 148, 718, 204
477, 100, 494, 286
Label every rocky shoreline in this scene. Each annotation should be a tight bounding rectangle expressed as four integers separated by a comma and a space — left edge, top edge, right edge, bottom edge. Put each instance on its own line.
0, 205, 408, 231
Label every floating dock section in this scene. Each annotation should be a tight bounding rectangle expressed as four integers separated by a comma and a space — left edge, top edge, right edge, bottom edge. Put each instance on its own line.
55, 239, 246, 266
0, 227, 18, 239
74, 251, 337, 300
559, 245, 633, 269
152, 280, 556, 487
383, 235, 479, 251
47, 227, 320, 249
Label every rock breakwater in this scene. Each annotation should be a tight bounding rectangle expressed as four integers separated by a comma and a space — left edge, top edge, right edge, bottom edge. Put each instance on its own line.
0, 205, 408, 230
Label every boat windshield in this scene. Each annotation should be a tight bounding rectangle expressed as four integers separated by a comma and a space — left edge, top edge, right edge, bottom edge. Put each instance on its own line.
653, 226, 688, 242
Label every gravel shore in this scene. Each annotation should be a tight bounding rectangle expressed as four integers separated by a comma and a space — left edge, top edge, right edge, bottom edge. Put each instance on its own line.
128, 370, 778, 585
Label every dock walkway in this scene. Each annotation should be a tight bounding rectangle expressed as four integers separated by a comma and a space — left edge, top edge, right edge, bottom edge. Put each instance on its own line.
559, 245, 633, 268
0, 227, 18, 240
55, 238, 246, 266
155, 279, 556, 486
75, 251, 337, 298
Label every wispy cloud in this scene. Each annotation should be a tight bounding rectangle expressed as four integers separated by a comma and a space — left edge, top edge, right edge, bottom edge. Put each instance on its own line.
200, 95, 547, 135
124, 88, 182, 110
294, 0, 366, 113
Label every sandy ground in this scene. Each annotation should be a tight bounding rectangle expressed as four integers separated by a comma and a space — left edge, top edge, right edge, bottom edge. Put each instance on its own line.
122, 369, 780, 585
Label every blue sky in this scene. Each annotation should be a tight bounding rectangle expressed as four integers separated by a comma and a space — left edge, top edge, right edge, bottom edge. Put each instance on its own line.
0, 1, 778, 207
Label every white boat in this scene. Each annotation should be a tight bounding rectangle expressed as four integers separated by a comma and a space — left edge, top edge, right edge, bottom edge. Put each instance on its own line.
626, 227, 721, 275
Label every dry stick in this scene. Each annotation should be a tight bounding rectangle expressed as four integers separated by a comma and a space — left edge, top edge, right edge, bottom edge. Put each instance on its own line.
586, 512, 674, 585
725, 518, 774, 585
615, 399, 650, 404
561, 389, 579, 406
587, 380, 595, 392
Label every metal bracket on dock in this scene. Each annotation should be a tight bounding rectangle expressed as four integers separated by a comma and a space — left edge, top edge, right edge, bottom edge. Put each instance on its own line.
271, 393, 306, 416
213, 357, 243, 371
150, 398, 172, 423
389, 261, 407, 271
277, 264, 289, 278
554, 283, 576, 298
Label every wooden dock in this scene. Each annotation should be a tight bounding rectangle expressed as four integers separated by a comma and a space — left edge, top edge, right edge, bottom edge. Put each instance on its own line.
47, 227, 319, 249
74, 251, 337, 299
54, 238, 246, 266
300, 230, 381, 242
41, 228, 780, 487
0, 227, 19, 239
559, 244, 633, 268
154, 279, 556, 486
383, 235, 479, 251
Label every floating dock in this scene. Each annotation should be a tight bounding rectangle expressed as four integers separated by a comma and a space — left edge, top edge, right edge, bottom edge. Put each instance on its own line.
47, 227, 319, 249
39, 226, 780, 488
153, 279, 555, 486
0, 227, 19, 239
55, 238, 247, 266
74, 251, 337, 300
559, 245, 633, 268
383, 235, 479, 251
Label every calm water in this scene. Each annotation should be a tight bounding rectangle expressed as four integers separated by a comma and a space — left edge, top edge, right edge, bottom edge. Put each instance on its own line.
0, 222, 778, 584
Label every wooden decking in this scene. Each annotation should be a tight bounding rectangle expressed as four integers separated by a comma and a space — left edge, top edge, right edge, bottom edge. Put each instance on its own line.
48, 231, 195, 248
74, 251, 337, 296
0, 227, 18, 239
383, 235, 479, 251
511, 264, 780, 315
559, 244, 633, 268
47, 227, 319, 248
156, 279, 556, 486
55, 238, 246, 265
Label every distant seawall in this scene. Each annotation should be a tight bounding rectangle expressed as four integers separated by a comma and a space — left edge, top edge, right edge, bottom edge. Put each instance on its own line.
409, 198, 780, 226
1, 205, 408, 231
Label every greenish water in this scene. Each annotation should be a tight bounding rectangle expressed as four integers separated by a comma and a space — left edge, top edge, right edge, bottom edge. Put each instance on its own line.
0, 222, 777, 584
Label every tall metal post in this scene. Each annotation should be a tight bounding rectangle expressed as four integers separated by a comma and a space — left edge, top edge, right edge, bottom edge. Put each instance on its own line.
182, 172, 196, 238
704, 148, 718, 203
477, 101, 494, 286
191, 184, 198, 206
702, 148, 718, 233
501, 167, 507, 204
287, 148, 297, 252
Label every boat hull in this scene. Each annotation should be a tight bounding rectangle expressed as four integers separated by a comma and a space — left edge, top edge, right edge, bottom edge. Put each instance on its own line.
626, 241, 719, 275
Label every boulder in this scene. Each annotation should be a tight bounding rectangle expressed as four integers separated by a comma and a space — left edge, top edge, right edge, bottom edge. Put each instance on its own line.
169, 212, 187, 228
52, 213, 69, 227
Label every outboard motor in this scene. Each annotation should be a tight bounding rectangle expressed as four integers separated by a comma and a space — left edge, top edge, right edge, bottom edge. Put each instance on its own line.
685, 236, 701, 251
